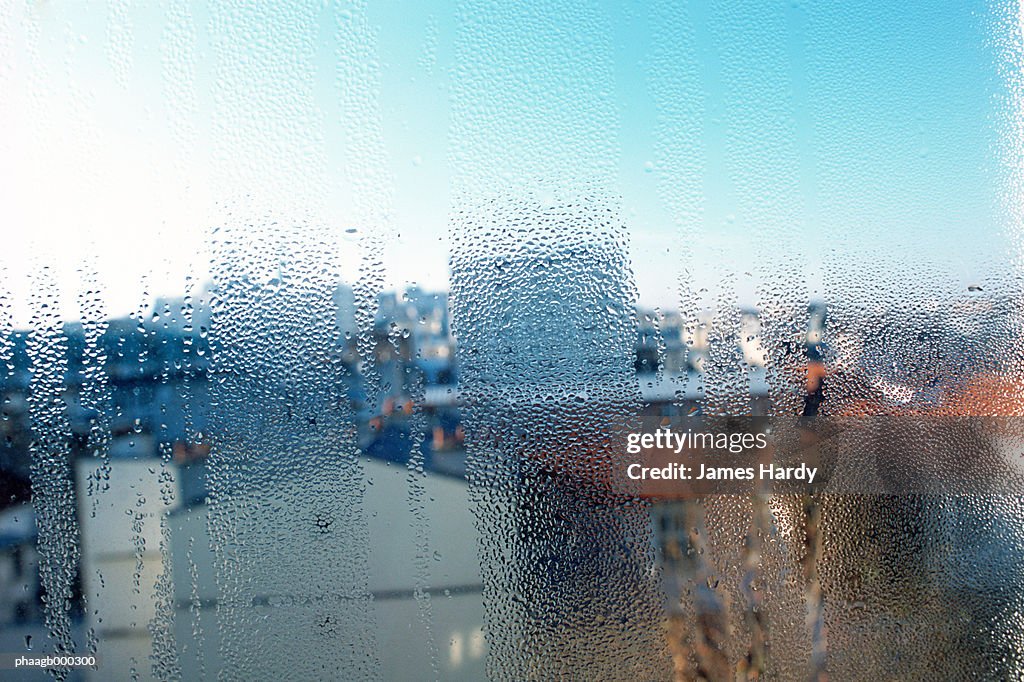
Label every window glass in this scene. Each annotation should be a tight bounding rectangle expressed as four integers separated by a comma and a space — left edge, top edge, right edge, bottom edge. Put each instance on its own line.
2, 1, 1023, 679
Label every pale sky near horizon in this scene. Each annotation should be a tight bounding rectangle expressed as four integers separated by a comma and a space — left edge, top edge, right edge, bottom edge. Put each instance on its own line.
1, 0, 1021, 329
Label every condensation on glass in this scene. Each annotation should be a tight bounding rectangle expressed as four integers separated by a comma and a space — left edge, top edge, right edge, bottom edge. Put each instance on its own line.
1, 1, 1024, 680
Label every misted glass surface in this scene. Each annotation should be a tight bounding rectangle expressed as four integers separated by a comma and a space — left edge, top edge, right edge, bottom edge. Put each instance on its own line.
2, 1, 1024, 680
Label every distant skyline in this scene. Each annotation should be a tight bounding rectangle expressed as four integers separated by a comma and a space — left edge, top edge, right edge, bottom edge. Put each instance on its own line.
2, 1, 1021, 328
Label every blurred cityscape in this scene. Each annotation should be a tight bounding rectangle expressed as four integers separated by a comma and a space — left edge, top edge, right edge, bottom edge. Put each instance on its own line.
0, 280, 1015, 679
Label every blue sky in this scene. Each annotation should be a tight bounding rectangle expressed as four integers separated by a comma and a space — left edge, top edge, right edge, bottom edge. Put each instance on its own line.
0, 0, 1018, 326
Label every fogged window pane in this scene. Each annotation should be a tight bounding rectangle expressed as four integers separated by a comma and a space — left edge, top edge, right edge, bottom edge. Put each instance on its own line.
1, 1, 1023, 680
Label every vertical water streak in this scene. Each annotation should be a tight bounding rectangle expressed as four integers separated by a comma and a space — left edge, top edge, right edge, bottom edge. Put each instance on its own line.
26, 268, 81, 674
447, 1, 669, 675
